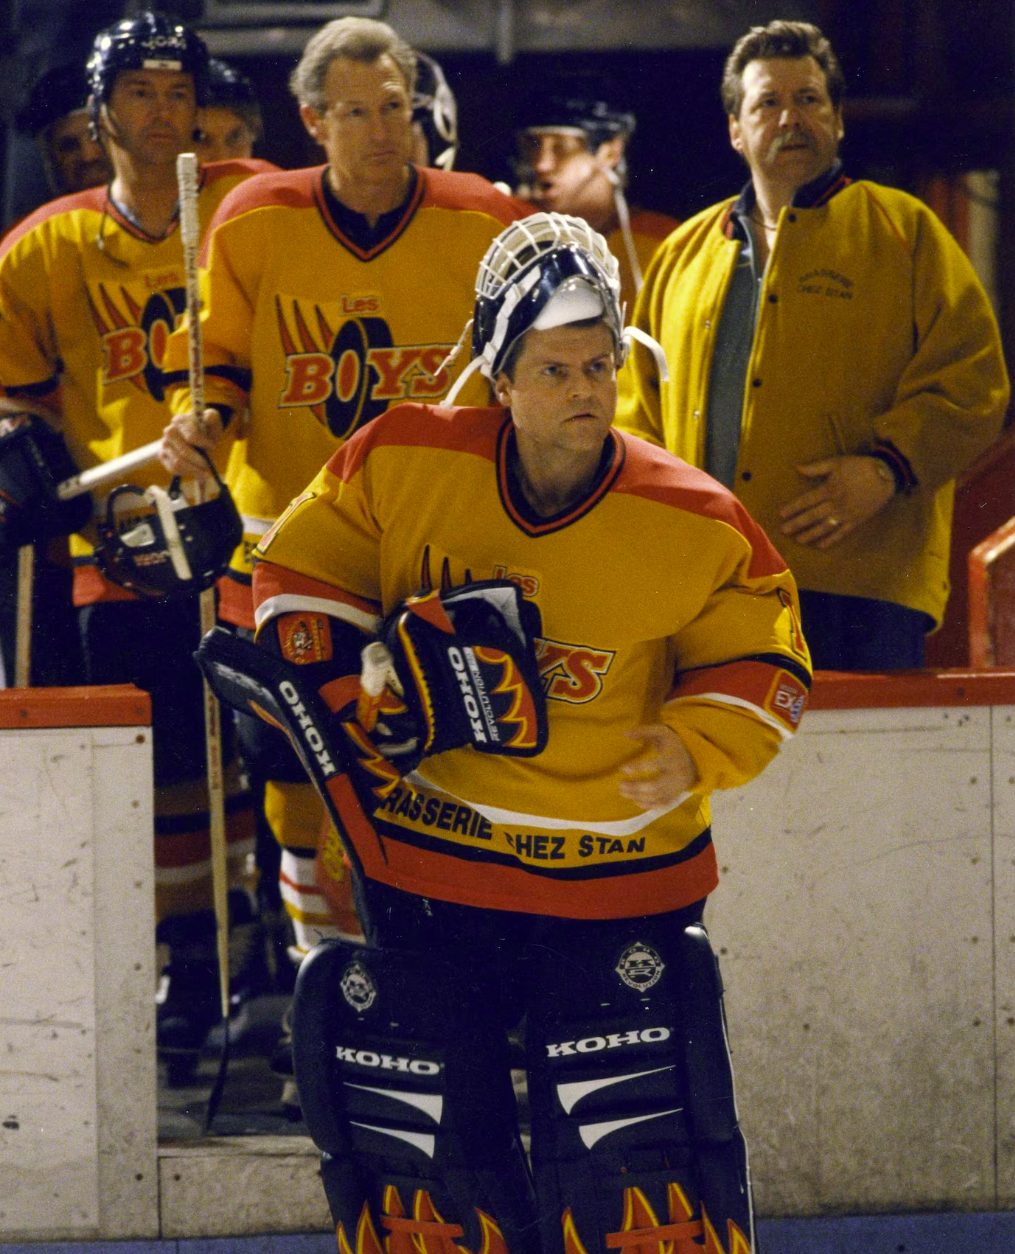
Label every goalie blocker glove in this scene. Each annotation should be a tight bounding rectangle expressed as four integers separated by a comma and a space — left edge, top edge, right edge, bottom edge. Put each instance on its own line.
261, 579, 548, 808
372, 580, 548, 768
0, 411, 92, 551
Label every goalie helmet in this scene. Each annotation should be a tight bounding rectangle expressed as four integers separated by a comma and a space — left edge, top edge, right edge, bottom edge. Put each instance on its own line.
95, 460, 242, 600
443, 212, 625, 404
412, 52, 458, 171
87, 12, 210, 129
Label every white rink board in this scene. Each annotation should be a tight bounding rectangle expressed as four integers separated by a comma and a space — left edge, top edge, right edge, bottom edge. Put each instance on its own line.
709, 704, 1005, 1216
0, 723, 157, 1239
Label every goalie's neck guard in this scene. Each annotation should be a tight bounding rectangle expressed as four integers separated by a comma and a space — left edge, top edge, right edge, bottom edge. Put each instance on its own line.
443, 211, 667, 405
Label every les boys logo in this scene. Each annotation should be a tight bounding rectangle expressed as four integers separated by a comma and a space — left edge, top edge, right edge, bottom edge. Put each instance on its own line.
536, 638, 615, 704
89, 280, 186, 402
275, 296, 454, 440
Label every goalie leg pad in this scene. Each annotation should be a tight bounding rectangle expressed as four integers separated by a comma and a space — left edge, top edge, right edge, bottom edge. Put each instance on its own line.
523, 914, 754, 1254
293, 938, 539, 1254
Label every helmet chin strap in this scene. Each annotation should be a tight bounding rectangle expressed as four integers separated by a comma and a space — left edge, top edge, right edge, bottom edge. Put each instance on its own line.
602, 164, 643, 295
622, 327, 668, 382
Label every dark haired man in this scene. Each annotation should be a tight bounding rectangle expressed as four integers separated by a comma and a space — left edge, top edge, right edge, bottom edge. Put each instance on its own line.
514, 89, 677, 313
194, 58, 263, 164
0, 11, 274, 1077
618, 20, 1009, 670
16, 64, 111, 197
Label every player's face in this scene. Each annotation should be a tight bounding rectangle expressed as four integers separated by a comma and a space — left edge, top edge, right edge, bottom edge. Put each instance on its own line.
102, 70, 198, 168
729, 56, 843, 197
43, 110, 110, 193
496, 322, 617, 459
302, 54, 413, 190
517, 129, 615, 223
194, 106, 256, 162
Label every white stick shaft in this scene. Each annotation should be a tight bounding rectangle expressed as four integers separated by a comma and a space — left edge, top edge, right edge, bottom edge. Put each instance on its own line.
178, 151, 229, 1017
14, 544, 33, 688
55, 439, 163, 500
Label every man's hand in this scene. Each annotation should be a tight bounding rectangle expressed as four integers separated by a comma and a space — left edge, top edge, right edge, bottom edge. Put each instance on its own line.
159, 407, 226, 478
779, 455, 896, 549
619, 724, 698, 810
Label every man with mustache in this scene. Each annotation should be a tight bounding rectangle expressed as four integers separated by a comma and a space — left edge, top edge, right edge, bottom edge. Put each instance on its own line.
618, 20, 1009, 670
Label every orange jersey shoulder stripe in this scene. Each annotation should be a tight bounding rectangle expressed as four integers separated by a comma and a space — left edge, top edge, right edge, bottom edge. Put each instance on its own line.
199, 165, 320, 262
615, 433, 790, 580
418, 167, 529, 225
0, 185, 105, 257
329, 403, 503, 481
253, 559, 380, 619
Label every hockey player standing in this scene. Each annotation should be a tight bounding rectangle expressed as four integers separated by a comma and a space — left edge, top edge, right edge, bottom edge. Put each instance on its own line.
194, 58, 264, 165
160, 18, 526, 986
514, 90, 678, 312
227, 213, 811, 1254
0, 12, 275, 1078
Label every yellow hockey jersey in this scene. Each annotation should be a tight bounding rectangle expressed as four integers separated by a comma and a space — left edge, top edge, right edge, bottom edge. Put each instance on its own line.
0, 159, 274, 604
164, 164, 527, 627
253, 403, 811, 920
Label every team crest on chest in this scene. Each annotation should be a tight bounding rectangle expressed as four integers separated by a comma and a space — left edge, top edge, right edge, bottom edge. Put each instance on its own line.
88, 280, 186, 400
274, 296, 454, 439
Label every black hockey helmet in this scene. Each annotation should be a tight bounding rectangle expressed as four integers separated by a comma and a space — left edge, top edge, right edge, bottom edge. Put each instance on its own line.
87, 12, 210, 129
412, 52, 458, 171
95, 457, 242, 600
16, 64, 91, 136
204, 57, 263, 137
515, 89, 635, 153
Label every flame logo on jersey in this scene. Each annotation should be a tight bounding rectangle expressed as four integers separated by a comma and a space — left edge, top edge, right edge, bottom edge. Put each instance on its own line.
342, 719, 401, 800
536, 638, 615, 704
275, 298, 453, 440
473, 645, 540, 750
563, 1184, 749, 1254
88, 282, 186, 401
336, 1189, 510, 1254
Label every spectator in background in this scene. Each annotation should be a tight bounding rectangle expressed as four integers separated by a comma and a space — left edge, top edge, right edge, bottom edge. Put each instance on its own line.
513, 87, 678, 313
194, 57, 263, 164
15, 63, 110, 196
617, 20, 1009, 670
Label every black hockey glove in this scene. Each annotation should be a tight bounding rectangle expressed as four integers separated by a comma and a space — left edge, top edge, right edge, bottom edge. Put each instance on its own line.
362, 580, 549, 774
0, 411, 91, 550
94, 455, 242, 599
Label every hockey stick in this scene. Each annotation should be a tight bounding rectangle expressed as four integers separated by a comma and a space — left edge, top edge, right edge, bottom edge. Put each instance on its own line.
14, 544, 33, 687
55, 439, 163, 501
177, 152, 231, 1132
194, 628, 380, 889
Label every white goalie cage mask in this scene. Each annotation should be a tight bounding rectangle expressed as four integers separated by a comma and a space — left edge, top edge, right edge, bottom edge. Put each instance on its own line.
443, 212, 667, 404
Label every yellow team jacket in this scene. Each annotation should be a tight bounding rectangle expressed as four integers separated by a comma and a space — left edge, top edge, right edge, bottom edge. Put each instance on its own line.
164, 163, 526, 627
252, 403, 811, 919
0, 158, 274, 604
616, 178, 1009, 627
